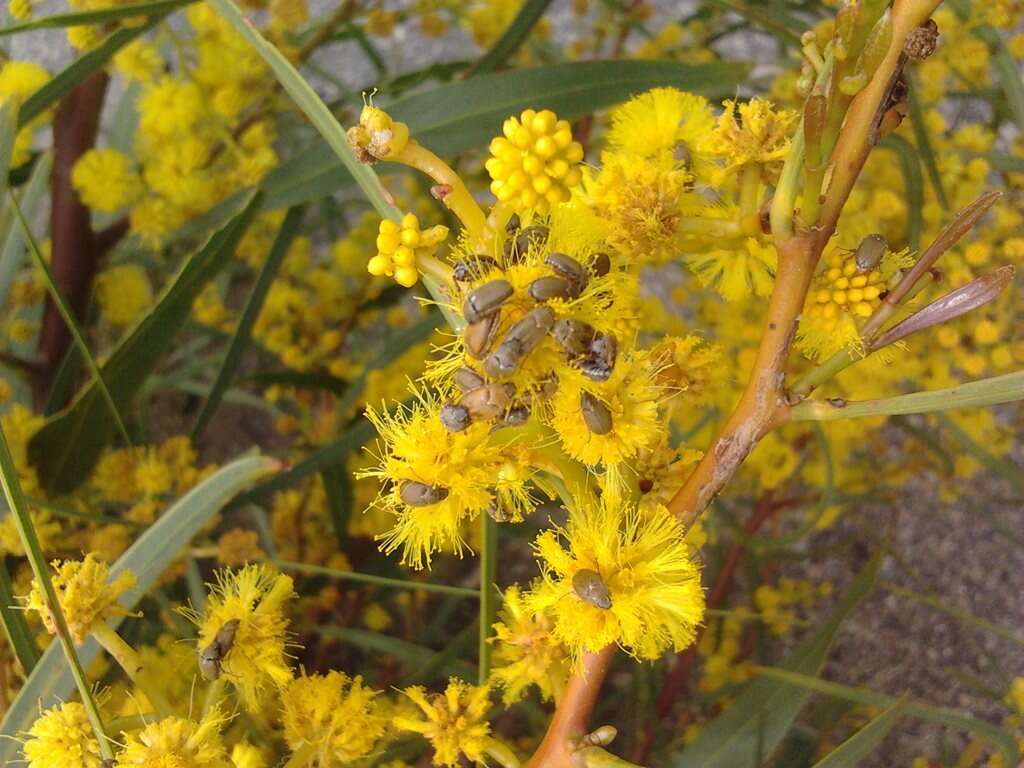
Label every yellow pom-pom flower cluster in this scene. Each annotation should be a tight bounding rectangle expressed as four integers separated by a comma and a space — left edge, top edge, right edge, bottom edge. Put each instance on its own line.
71, 148, 144, 213
486, 109, 584, 214
21, 702, 103, 768
369, 213, 449, 287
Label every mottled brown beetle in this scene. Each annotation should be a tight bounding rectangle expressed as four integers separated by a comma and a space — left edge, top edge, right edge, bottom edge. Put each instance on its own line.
551, 318, 596, 358
199, 618, 240, 681
487, 496, 513, 523
503, 403, 530, 427
505, 224, 550, 264
483, 306, 555, 378
399, 480, 450, 507
460, 383, 512, 419
453, 255, 499, 283
439, 403, 472, 432
580, 332, 618, 382
454, 366, 486, 392
572, 568, 612, 609
505, 213, 521, 234
580, 391, 613, 435
854, 234, 887, 273
528, 276, 572, 302
545, 252, 588, 297
463, 279, 513, 324
463, 312, 500, 359
589, 252, 611, 277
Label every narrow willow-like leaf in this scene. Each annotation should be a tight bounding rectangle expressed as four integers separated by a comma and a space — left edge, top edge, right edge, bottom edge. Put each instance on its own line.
0, 152, 50, 308
975, 26, 1024, 134
466, 0, 553, 76
18, 16, 166, 128
790, 370, 1024, 422
670, 554, 881, 767
27, 194, 262, 494
879, 134, 923, 251
0, 454, 279, 763
478, 514, 498, 684
906, 71, 949, 210
316, 626, 476, 680
934, 412, 1024, 495
11, 192, 134, 451
758, 668, 1018, 763
0, 104, 16, 199
320, 463, 352, 549
811, 698, 906, 768
0, 558, 39, 673
0, 0, 192, 36
271, 559, 480, 599
883, 582, 1024, 650
191, 204, 306, 439
206, 0, 402, 221
0, 423, 114, 761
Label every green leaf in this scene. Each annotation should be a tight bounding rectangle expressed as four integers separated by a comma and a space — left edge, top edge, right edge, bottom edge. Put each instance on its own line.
879, 135, 923, 251
316, 626, 476, 680
811, 698, 906, 768
0, 560, 40, 675
272, 558, 480, 599
906, 71, 949, 211
466, 0, 553, 76
790, 370, 1024, 422
191, 204, 305, 439
975, 26, 1024, 134
11, 193, 134, 452
883, 582, 1024, 650
0, 0, 192, 36
758, 668, 1019, 764
0, 454, 279, 763
669, 553, 882, 767
0, 152, 51, 309
18, 16, 167, 129
27, 194, 263, 495
256, 59, 750, 211
934, 412, 1024, 495
0, 104, 16, 200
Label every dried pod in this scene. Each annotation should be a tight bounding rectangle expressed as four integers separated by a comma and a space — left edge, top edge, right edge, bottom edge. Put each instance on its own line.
572, 568, 612, 609
545, 252, 588, 296
399, 481, 450, 507
453, 255, 500, 283
529, 276, 572, 302
580, 391, 613, 435
854, 234, 888, 272
463, 279, 513, 323
464, 312, 500, 359
904, 18, 938, 60
454, 366, 486, 393
589, 252, 611, 277
551, 318, 596, 358
439, 403, 472, 432
483, 306, 555, 378
199, 618, 240, 681
460, 383, 512, 419
580, 332, 618, 382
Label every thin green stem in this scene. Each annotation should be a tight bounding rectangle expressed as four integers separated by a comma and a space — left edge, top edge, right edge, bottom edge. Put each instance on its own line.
271, 558, 481, 599
479, 513, 497, 685
10, 192, 133, 451
0, 424, 114, 761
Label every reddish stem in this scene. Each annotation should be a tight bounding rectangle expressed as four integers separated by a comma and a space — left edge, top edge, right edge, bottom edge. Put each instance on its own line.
35, 72, 109, 404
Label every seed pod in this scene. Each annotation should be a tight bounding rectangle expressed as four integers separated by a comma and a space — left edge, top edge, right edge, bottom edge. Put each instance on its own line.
580, 391, 613, 435
580, 332, 618, 382
399, 481, 449, 507
439, 403, 472, 432
529, 276, 572, 302
483, 306, 555, 378
854, 234, 888, 272
463, 279, 513, 324
589, 252, 611, 277
487, 497, 513, 523
454, 366, 486, 393
545, 252, 588, 296
464, 312, 500, 359
572, 568, 612, 609
551, 318, 597, 358
460, 384, 512, 419
453, 255, 499, 283
198, 618, 240, 681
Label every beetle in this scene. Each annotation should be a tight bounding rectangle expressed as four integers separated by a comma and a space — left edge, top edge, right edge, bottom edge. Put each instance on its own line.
580, 391, 613, 435
198, 618, 240, 681
551, 318, 596, 358
545, 252, 588, 297
464, 312, 501, 359
463, 279, 513, 324
453, 366, 486, 393
439, 403, 472, 432
572, 568, 612, 610
453, 255, 499, 283
399, 481, 450, 507
483, 307, 555, 378
580, 332, 618, 382
528, 276, 572, 302
460, 383, 513, 420
854, 234, 888, 272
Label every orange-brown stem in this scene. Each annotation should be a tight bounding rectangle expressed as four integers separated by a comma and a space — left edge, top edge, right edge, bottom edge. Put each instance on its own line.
526, 645, 617, 768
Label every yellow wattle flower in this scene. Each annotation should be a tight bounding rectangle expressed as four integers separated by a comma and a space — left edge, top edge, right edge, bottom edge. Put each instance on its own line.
395, 679, 504, 767
486, 109, 584, 214
115, 707, 230, 767
346, 105, 410, 161
22, 701, 103, 768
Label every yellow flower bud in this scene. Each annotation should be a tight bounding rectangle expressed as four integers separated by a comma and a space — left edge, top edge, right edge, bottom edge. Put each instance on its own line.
368, 213, 448, 287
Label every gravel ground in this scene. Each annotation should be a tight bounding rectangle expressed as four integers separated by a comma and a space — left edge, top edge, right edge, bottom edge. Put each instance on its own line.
4, 4, 1023, 766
